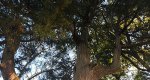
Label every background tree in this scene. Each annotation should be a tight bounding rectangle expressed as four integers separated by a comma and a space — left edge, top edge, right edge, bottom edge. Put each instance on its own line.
0, 0, 71, 79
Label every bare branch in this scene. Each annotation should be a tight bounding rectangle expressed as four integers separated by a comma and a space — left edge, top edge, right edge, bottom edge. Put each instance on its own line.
121, 53, 147, 71
119, 10, 138, 34
28, 69, 53, 80
122, 51, 150, 71
19, 43, 43, 77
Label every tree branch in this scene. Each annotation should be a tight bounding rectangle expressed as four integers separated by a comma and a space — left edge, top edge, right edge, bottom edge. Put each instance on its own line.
92, 34, 121, 79
119, 10, 138, 34
122, 50, 150, 71
122, 40, 150, 48
20, 38, 36, 42
19, 44, 42, 77
28, 69, 53, 80
0, 40, 5, 45
121, 53, 147, 71
139, 50, 150, 57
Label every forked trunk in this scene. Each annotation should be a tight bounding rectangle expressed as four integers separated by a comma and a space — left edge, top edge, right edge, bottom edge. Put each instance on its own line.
74, 34, 121, 80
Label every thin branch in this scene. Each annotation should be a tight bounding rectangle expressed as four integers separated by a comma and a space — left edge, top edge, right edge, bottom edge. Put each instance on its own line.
122, 50, 150, 71
0, 41, 6, 45
28, 69, 53, 80
119, 10, 138, 34
19, 43, 43, 77
139, 50, 150, 57
121, 53, 147, 71
122, 40, 150, 48
20, 38, 35, 42
102, 11, 108, 25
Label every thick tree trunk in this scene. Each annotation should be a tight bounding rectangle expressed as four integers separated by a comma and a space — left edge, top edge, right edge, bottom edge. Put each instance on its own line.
0, 23, 22, 80
0, 35, 20, 80
74, 43, 93, 80
74, 34, 121, 80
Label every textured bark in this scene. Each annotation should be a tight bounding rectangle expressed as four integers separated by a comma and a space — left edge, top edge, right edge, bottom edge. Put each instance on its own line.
92, 36, 121, 79
74, 43, 93, 80
1, 35, 20, 80
73, 24, 94, 80
0, 23, 22, 80
74, 34, 121, 80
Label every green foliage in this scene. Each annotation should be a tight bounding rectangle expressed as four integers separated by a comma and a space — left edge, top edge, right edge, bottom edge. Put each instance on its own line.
134, 71, 145, 80
31, 0, 72, 38
0, 0, 150, 79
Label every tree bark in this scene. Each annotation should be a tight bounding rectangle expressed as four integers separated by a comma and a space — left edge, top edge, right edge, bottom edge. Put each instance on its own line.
0, 35, 20, 80
74, 42, 93, 80
0, 24, 22, 80
74, 33, 121, 80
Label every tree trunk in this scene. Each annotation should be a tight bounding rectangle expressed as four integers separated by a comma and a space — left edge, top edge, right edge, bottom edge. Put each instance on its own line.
74, 34, 121, 80
0, 35, 20, 80
0, 23, 22, 80
74, 42, 93, 80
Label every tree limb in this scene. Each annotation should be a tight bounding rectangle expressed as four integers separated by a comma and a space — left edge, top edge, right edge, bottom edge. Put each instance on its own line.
122, 50, 150, 71
119, 10, 138, 34
28, 69, 53, 80
92, 34, 121, 79
121, 53, 147, 71
122, 40, 150, 48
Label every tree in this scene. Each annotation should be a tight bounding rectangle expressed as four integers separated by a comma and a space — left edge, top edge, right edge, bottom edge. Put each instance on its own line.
0, 0, 149, 80
17, 40, 74, 80
66, 0, 121, 79
0, 0, 67, 80
63, 0, 150, 79
0, 0, 72, 79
